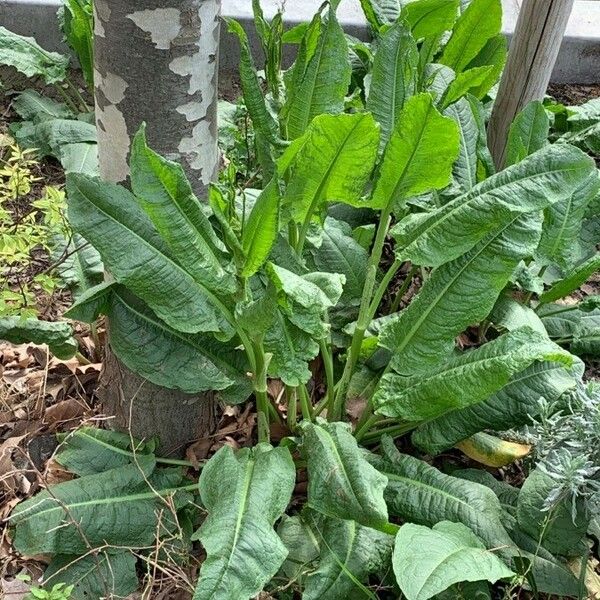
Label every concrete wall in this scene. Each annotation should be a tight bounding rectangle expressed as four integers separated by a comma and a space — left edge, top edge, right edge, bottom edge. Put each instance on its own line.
1, 0, 599, 83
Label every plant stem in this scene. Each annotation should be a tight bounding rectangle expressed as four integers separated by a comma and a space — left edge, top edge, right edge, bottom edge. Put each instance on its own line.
312, 395, 329, 418
288, 222, 299, 250
299, 384, 313, 422
332, 207, 393, 420
252, 340, 270, 444
75, 351, 91, 366
66, 77, 91, 112
286, 386, 297, 432
156, 456, 198, 468
368, 259, 401, 317
53, 83, 79, 113
354, 413, 382, 441
361, 421, 418, 444
389, 264, 417, 314
268, 401, 282, 423
319, 337, 336, 421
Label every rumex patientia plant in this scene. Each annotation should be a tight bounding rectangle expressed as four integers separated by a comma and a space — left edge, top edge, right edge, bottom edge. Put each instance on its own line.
7, 0, 600, 598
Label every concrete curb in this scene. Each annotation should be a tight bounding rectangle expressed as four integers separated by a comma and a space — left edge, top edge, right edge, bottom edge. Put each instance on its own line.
0, 0, 599, 83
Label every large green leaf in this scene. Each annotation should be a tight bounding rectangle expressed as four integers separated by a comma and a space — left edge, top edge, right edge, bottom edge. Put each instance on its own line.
55, 427, 154, 476
14, 119, 96, 158
490, 294, 547, 335
537, 174, 600, 270
412, 361, 579, 454
61, 0, 93, 89
282, 5, 351, 139
66, 173, 233, 336
464, 33, 507, 99
0, 26, 68, 83
444, 97, 478, 191
561, 123, 600, 155
303, 513, 393, 600
264, 311, 319, 386
466, 94, 496, 177
268, 263, 344, 314
282, 112, 379, 223
439, 0, 502, 73
380, 214, 544, 375
393, 144, 594, 268
359, 0, 400, 30
52, 233, 103, 299
9, 458, 192, 554
370, 93, 459, 210
539, 300, 600, 357
310, 217, 368, 302
402, 0, 459, 40
366, 20, 418, 148
225, 19, 280, 144
370, 438, 513, 543
370, 438, 580, 597
0, 317, 77, 359
67, 283, 251, 400
455, 468, 520, 511
241, 178, 280, 277
517, 468, 589, 556
441, 66, 493, 109
193, 444, 295, 600
505, 101, 549, 167
374, 328, 573, 420
43, 551, 138, 600
540, 253, 600, 303
12, 90, 73, 122
301, 421, 390, 531
59, 142, 99, 176
130, 126, 236, 295
277, 514, 320, 581
393, 521, 514, 600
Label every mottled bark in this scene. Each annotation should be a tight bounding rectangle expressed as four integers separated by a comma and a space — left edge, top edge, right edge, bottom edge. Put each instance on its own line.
94, 0, 221, 456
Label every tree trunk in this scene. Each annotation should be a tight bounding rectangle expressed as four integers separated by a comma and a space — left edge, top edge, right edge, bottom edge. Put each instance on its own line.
93, 0, 221, 456
487, 0, 574, 169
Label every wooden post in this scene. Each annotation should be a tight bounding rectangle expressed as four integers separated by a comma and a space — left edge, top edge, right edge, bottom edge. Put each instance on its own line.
488, 0, 574, 169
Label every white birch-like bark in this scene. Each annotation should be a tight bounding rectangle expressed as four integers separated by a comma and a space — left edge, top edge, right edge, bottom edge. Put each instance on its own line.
94, 0, 221, 455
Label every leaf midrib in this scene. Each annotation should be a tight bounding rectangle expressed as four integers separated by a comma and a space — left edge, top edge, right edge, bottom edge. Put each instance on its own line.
390, 216, 520, 360
112, 289, 241, 385
205, 455, 256, 599
11, 483, 197, 523
405, 160, 586, 250
70, 178, 231, 327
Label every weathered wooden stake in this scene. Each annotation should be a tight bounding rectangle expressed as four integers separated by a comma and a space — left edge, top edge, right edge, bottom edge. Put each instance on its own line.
488, 0, 574, 169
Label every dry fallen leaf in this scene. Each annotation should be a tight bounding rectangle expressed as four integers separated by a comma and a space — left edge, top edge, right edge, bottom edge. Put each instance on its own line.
1, 576, 31, 600
44, 398, 87, 426
0, 435, 27, 492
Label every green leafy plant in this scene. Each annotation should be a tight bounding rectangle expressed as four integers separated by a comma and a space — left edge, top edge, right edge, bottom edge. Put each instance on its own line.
25, 583, 74, 600
6, 0, 600, 598
0, 1, 96, 173
0, 143, 68, 317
